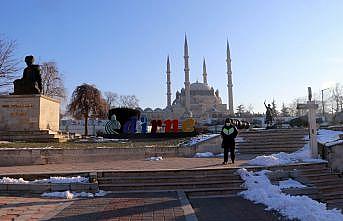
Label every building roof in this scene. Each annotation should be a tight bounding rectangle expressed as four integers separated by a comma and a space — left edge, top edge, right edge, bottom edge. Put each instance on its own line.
190, 82, 211, 91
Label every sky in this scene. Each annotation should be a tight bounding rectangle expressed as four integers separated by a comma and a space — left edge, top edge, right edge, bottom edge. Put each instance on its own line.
1, 0, 343, 113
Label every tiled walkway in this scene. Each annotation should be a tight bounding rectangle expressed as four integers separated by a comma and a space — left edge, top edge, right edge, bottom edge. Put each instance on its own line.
0, 192, 187, 221
0, 195, 71, 221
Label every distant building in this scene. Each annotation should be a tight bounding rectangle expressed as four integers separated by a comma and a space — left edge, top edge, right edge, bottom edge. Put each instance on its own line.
141, 35, 235, 124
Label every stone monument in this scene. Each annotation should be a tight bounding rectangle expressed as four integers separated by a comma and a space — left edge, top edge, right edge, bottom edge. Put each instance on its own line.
0, 56, 62, 142
12, 55, 42, 95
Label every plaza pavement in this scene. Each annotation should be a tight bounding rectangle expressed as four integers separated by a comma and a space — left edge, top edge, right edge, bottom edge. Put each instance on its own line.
0, 157, 291, 221
0, 157, 249, 175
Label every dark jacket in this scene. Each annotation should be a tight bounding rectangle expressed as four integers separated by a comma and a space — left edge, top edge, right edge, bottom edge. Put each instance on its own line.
221, 124, 238, 147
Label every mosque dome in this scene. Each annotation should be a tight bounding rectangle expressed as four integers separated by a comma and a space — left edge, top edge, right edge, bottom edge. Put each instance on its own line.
190, 82, 211, 91
144, 108, 153, 112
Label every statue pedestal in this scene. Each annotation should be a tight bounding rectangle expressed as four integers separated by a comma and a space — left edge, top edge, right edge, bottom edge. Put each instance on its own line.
0, 95, 65, 142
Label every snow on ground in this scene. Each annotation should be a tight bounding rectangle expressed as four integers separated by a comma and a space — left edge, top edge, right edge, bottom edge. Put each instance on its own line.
193, 152, 226, 158
0, 176, 89, 184
278, 178, 307, 189
145, 156, 163, 161
317, 129, 343, 144
237, 168, 343, 221
248, 144, 327, 166
182, 134, 219, 146
194, 152, 215, 158
0, 177, 29, 184
41, 190, 111, 199
33, 176, 89, 184
248, 129, 343, 166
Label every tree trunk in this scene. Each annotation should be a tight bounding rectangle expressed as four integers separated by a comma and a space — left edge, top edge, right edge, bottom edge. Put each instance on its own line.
84, 115, 88, 136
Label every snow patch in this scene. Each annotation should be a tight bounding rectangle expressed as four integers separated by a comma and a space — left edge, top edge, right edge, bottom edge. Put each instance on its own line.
194, 152, 225, 158
41, 190, 111, 199
248, 144, 326, 166
0, 177, 29, 184
0, 176, 89, 184
145, 156, 163, 161
237, 168, 343, 221
194, 152, 215, 158
317, 129, 343, 146
183, 134, 219, 146
279, 179, 307, 189
33, 176, 89, 184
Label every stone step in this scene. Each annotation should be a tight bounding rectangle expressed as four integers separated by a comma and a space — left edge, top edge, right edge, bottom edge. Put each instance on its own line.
237, 142, 306, 147
0, 183, 98, 194
316, 184, 343, 192
237, 147, 303, 152
250, 162, 328, 172
99, 168, 238, 178
309, 178, 343, 185
186, 187, 245, 198
293, 167, 332, 173
99, 180, 243, 191
322, 192, 343, 200
0, 130, 54, 135
98, 174, 242, 184
326, 198, 343, 204
240, 129, 307, 134
239, 133, 307, 137
303, 173, 341, 179
0, 137, 67, 143
239, 134, 306, 141
236, 149, 298, 154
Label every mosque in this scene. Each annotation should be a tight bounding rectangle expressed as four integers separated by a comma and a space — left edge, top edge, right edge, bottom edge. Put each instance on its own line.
140, 35, 235, 124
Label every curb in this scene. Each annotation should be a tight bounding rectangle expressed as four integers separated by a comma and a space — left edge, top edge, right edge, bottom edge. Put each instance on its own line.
177, 191, 198, 221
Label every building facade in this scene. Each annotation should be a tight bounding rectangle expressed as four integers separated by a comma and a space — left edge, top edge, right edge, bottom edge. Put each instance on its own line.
141, 35, 234, 124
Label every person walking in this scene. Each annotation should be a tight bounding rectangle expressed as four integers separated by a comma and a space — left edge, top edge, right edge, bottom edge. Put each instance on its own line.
221, 118, 238, 164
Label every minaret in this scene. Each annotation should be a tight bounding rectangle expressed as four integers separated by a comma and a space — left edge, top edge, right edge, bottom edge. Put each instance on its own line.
166, 56, 172, 108
184, 34, 191, 112
203, 58, 208, 85
226, 40, 234, 115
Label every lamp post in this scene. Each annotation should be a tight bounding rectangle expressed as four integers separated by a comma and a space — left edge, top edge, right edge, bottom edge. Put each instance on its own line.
321, 88, 329, 122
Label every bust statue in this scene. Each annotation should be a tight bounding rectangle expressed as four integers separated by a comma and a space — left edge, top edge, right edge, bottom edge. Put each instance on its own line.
12, 55, 42, 95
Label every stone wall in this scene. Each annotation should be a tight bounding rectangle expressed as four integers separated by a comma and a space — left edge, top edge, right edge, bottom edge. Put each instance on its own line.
0, 146, 197, 166
192, 134, 222, 154
320, 142, 343, 172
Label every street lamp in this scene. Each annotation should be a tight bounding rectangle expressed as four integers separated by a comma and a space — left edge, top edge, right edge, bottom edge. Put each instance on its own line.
321, 88, 330, 122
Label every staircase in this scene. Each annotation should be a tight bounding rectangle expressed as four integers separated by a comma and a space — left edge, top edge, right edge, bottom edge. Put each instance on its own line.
261, 162, 343, 210
97, 168, 245, 198
0, 130, 69, 142
236, 129, 308, 155
296, 164, 343, 210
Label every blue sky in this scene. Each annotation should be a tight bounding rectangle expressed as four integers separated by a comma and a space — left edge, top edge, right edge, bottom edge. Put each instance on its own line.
1, 0, 343, 112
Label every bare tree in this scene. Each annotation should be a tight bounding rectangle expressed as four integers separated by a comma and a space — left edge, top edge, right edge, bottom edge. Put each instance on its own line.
280, 103, 290, 117
247, 104, 254, 114
271, 99, 279, 117
330, 83, 343, 113
68, 84, 108, 136
0, 36, 20, 90
104, 91, 119, 108
118, 95, 139, 108
40, 62, 66, 99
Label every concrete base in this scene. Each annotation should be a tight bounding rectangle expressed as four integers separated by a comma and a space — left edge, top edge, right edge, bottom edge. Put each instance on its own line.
0, 94, 60, 132
0, 95, 63, 142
